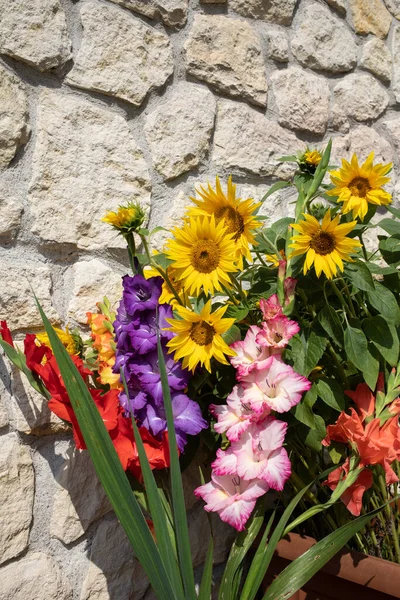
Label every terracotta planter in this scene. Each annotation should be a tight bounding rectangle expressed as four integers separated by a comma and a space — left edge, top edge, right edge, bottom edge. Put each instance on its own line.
262, 533, 400, 600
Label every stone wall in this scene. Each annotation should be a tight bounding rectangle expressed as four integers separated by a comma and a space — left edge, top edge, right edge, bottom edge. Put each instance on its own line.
0, 0, 399, 598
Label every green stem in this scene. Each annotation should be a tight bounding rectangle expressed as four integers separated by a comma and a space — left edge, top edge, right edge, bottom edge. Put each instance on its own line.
378, 473, 400, 563
229, 273, 248, 305
124, 232, 139, 275
358, 231, 369, 261
338, 278, 357, 318
140, 234, 184, 306
330, 280, 356, 319
221, 282, 240, 306
326, 341, 349, 388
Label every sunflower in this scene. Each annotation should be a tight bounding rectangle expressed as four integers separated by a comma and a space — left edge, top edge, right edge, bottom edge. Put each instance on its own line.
187, 176, 262, 267
327, 153, 392, 221
165, 215, 238, 296
289, 210, 361, 279
36, 326, 78, 356
165, 301, 236, 372
303, 149, 322, 167
144, 261, 189, 306
102, 202, 145, 234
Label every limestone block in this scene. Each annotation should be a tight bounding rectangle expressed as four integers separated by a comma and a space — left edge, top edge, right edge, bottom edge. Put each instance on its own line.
66, 259, 124, 325
0, 0, 71, 71
0, 434, 34, 565
201, 0, 226, 3
0, 552, 72, 600
333, 73, 389, 122
0, 190, 22, 241
381, 118, 400, 153
360, 38, 392, 81
292, 2, 357, 73
384, 0, 400, 18
0, 64, 29, 169
266, 30, 289, 62
66, 2, 173, 107
271, 67, 330, 135
144, 83, 216, 180
107, 0, 188, 27
80, 517, 149, 600
150, 190, 189, 250
28, 89, 151, 250
349, 0, 392, 38
50, 448, 111, 544
212, 100, 304, 180
238, 183, 296, 222
229, 0, 296, 24
0, 391, 8, 428
392, 25, 400, 103
184, 15, 268, 107
0, 262, 58, 330
326, 0, 347, 14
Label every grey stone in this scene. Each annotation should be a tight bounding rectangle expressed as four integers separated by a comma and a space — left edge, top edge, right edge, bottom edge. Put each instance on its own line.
229, 0, 296, 25
29, 89, 151, 250
0, 434, 34, 565
0, 0, 71, 71
266, 30, 289, 62
66, 2, 173, 107
360, 37, 392, 81
0, 64, 29, 169
0, 189, 22, 240
333, 73, 389, 122
271, 67, 330, 134
392, 25, 400, 103
326, 0, 347, 14
381, 118, 400, 153
212, 99, 304, 179
184, 15, 268, 107
292, 2, 357, 73
0, 552, 73, 600
144, 83, 216, 180
384, 0, 400, 18
107, 0, 188, 27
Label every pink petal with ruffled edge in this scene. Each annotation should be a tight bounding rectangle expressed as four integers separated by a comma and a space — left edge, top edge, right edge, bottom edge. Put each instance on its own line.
259, 295, 283, 320
212, 447, 238, 475
230, 325, 273, 377
256, 315, 300, 349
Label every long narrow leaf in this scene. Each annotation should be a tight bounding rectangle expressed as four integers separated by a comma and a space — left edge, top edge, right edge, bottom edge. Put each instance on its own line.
35, 299, 176, 600
262, 503, 392, 600
198, 535, 214, 600
157, 332, 197, 600
240, 510, 275, 600
121, 370, 184, 598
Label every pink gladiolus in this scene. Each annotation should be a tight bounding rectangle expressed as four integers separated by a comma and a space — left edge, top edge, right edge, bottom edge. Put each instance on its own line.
240, 356, 311, 413
259, 295, 283, 321
284, 277, 297, 304
256, 315, 300, 349
194, 473, 269, 531
211, 385, 270, 442
230, 325, 275, 378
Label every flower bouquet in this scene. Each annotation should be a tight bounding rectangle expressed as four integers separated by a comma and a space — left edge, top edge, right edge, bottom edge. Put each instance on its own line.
1, 141, 399, 599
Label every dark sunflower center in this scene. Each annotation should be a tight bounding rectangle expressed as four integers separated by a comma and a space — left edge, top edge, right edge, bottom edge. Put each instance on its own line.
348, 177, 371, 198
214, 206, 245, 241
190, 321, 215, 346
310, 231, 336, 256
190, 240, 221, 273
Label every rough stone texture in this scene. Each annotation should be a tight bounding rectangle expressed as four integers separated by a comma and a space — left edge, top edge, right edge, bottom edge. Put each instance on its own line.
332, 126, 394, 176
66, 2, 173, 107
66, 259, 124, 325
189, 504, 236, 567
108, 0, 188, 27
50, 448, 112, 544
266, 30, 289, 62
144, 83, 216, 180
326, 0, 347, 14
349, 0, 391, 38
0, 64, 29, 169
0, 552, 72, 600
333, 73, 389, 124
0, 262, 58, 330
0, 190, 23, 241
184, 15, 268, 107
360, 38, 392, 81
229, 0, 296, 25
80, 517, 149, 600
0, 378, 8, 428
29, 89, 151, 250
392, 25, 400, 103
384, 0, 400, 18
0, 0, 71, 71
271, 67, 330, 134
201, 0, 226, 3
212, 99, 304, 179
292, 2, 357, 73
381, 118, 400, 154
0, 434, 34, 565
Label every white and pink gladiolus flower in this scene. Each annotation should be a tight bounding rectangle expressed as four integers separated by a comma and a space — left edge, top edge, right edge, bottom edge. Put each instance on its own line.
194, 473, 269, 531
240, 356, 311, 413
230, 325, 276, 378
259, 294, 283, 321
256, 315, 300, 349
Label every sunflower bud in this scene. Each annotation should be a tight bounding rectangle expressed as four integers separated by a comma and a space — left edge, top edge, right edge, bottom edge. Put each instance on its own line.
298, 148, 322, 174
102, 202, 146, 235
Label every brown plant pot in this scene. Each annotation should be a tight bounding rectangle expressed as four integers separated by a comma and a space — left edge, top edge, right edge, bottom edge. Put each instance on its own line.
261, 533, 400, 600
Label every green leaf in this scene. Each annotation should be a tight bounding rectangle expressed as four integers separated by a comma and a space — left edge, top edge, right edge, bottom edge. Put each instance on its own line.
344, 260, 375, 292
262, 504, 393, 600
304, 415, 326, 452
294, 385, 317, 429
363, 316, 399, 367
222, 324, 241, 345
239, 511, 275, 600
0, 338, 50, 398
304, 140, 332, 202
366, 281, 400, 325
277, 155, 298, 162
387, 206, 400, 219
224, 305, 249, 321
271, 217, 294, 240
362, 345, 380, 391
317, 305, 344, 348
260, 181, 291, 203
152, 252, 174, 270
35, 300, 177, 600
198, 536, 214, 600
377, 218, 400, 236
380, 235, 400, 266
344, 322, 368, 372
157, 330, 197, 600
304, 332, 327, 377
315, 379, 345, 411
288, 334, 306, 376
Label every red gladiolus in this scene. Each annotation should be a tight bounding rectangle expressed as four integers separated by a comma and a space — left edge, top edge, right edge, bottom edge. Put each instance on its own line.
0, 320, 14, 347
325, 459, 373, 516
